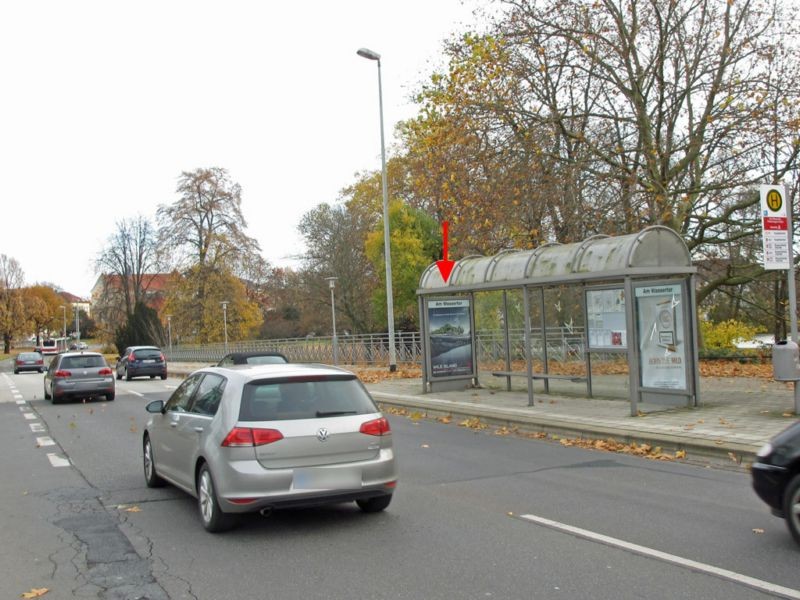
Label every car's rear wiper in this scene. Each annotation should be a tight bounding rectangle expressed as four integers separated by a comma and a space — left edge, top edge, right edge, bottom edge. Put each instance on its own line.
315, 410, 357, 417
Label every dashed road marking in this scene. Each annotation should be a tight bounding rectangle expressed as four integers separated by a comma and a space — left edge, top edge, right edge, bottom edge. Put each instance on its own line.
36, 437, 55, 447
23, 413, 37, 420
46, 453, 70, 468
519, 513, 800, 600
127, 390, 145, 397
15, 399, 25, 405
29, 423, 45, 433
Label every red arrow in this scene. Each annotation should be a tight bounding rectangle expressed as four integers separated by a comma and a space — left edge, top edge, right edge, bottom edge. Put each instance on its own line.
436, 221, 455, 282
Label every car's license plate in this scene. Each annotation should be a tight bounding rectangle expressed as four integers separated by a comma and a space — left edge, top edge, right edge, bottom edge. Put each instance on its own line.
143, 359, 155, 363
292, 467, 361, 490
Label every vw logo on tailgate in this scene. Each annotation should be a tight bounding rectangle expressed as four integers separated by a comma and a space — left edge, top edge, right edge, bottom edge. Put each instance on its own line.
316, 428, 329, 442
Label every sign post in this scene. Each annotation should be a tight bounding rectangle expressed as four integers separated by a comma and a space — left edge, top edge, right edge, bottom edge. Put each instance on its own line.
761, 184, 799, 414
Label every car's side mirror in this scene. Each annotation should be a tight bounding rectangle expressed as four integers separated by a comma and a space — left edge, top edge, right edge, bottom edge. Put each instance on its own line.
145, 400, 165, 414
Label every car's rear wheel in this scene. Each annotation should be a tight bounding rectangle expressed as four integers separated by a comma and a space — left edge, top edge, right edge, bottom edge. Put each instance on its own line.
197, 464, 235, 533
125, 368, 132, 381
116, 370, 122, 380
784, 474, 800, 546
161, 374, 167, 380
106, 392, 115, 402
14, 369, 19, 374
143, 436, 165, 488
44, 384, 51, 401
356, 494, 393, 513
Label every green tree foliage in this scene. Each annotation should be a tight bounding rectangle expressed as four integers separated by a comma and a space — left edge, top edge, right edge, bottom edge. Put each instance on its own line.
163, 266, 263, 344
298, 201, 378, 334
365, 201, 441, 330
114, 302, 165, 354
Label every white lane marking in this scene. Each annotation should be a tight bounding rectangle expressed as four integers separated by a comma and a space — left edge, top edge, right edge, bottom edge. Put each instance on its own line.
36, 437, 55, 447
164, 385, 177, 389
126, 390, 144, 397
29, 423, 45, 433
520, 514, 800, 600
15, 400, 25, 405
12, 393, 23, 399
23, 413, 37, 420
19, 406, 29, 411
46, 453, 70, 468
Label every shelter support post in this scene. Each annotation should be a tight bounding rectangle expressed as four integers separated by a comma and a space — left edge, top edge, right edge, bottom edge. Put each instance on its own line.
523, 286, 534, 407
502, 290, 512, 392
539, 288, 549, 394
624, 276, 639, 417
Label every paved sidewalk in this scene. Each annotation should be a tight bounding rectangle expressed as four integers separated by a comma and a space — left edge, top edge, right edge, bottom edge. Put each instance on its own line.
169, 362, 799, 468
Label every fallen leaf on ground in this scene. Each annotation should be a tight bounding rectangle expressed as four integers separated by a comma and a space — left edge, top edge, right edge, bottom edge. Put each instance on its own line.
420, 444, 430, 448
675, 450, 686, 459
437, 416, 452, 424
21, 588, 49, 598
459, 417, 488, 431
752, 528, 765, 534
728, 452, 740, 464
783, 412, 795, 418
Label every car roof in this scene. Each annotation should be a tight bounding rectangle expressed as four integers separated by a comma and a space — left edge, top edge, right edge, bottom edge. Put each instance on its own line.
60, 351, 104, 358
224, 351, 287, 359
199, 363, 355, 383
127, 345, 161, 350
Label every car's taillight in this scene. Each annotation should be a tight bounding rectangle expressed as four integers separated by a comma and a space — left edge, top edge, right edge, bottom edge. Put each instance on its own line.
221, 427, 283, 447
360, 417, 391, 436
98, 368, 112, 376
15, 359, 23, 365
159, 353, 165, 361
36, 359, 43, 365
55, 370, 71, 378
128, 353, 136, 361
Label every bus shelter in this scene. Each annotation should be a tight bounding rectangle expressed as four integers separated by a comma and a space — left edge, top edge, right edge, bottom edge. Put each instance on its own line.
417, 226, 699, 416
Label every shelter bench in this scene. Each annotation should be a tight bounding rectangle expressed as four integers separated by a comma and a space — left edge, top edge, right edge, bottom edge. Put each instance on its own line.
491, 370, 587, 383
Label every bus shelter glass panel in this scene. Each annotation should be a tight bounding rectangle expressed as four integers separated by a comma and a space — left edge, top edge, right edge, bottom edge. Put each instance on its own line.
587, 288, 627, 350
635, 283, 688, 391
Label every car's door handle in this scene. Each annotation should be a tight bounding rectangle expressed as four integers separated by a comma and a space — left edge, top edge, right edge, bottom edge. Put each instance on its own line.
193, 427, 204, 433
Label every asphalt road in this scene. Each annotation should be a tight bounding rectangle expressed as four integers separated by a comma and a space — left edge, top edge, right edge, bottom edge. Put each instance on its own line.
1, 367, 799, 600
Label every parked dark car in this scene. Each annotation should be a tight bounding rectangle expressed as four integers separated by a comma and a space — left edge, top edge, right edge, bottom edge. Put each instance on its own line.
752, 420, 800, 545
216, 351, 288, 367
14, 351, 45, 374
116, 346, 168, 381
44, 351, 115, 403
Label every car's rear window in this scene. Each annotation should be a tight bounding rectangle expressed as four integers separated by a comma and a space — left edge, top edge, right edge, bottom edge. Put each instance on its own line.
239, 376, 377, 421
133, 349, 162, 359
245, 355, 287, 365
42, 340, 56, 347
19, 353, 41, 360
61, 355, 107, 369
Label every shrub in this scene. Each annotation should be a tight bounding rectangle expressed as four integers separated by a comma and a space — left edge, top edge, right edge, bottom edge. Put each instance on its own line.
700, 319, 759, 350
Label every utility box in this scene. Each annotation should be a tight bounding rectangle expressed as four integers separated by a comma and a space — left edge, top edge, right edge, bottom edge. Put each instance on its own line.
773, 340, 800, 381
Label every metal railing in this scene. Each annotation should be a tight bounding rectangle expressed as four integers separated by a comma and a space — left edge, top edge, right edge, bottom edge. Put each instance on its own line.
165, 327, 589, 366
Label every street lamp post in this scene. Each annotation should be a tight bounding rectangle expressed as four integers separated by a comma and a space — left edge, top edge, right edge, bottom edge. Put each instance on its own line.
357, 46, 397, 372
166, 315, 172, 356
74, 305, 80, 344
325, 277, 339, 365
221, 301, 229, 353
60, 305, 66, 351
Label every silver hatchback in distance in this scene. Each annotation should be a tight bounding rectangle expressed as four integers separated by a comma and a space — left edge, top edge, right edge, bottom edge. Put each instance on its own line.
44, 351, 115, 403
143, 364, 398, 532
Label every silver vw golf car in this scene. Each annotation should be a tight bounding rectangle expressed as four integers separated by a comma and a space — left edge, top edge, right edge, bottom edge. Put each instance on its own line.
143, 364, 397, 532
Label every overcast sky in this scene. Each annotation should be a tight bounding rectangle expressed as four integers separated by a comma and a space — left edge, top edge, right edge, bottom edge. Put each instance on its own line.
0, 1, 480, 298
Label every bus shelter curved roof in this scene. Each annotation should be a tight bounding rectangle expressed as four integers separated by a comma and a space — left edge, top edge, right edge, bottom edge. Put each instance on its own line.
418, 226, 693, 293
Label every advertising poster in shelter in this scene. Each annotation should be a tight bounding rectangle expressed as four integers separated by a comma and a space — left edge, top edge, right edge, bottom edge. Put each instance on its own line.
635, 284, 687, 390
586, 288, 627, 349
428, 298, 474, 378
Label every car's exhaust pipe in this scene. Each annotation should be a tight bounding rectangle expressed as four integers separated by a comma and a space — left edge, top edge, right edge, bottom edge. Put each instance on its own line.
259, 507, 273, 517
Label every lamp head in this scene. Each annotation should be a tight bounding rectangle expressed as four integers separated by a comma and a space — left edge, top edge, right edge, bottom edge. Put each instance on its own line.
357, 47, 380, 61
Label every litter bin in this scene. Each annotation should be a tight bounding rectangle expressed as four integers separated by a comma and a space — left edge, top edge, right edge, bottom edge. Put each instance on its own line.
773, 340, 800, 381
